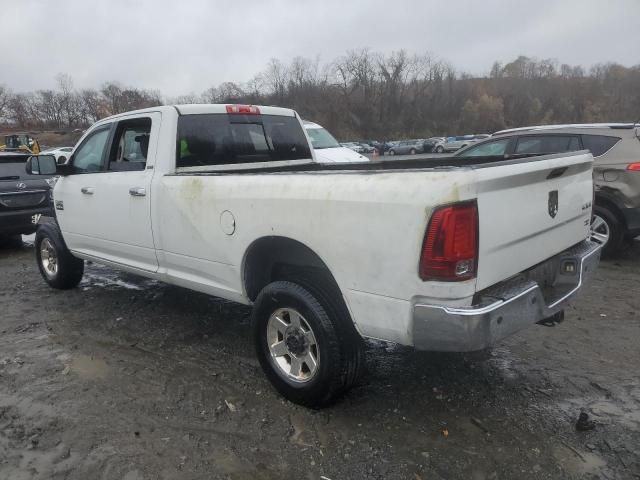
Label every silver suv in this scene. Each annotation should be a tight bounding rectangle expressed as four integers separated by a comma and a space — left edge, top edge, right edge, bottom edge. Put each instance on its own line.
387, 139, 424, 155
455, 123, 640, 256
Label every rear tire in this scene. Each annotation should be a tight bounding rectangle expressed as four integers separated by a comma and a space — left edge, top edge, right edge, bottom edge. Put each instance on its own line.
435, 146, 444, 153
35, 224, 84, 289
593, 204, 624, 257
388, 150, 396, 156
252, 280, 364, 408
410, 148, 416, 155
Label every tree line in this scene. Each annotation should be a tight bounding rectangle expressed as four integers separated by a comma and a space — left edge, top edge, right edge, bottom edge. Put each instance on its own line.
1, 52, 638, 140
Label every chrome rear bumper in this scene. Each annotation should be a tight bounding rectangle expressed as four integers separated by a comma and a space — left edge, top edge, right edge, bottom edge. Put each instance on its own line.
412, 240, 601, 351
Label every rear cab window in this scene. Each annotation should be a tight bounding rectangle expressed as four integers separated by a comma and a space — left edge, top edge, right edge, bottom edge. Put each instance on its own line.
177, 113, 311, 169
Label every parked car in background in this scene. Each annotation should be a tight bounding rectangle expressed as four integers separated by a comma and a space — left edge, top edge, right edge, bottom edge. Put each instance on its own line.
387, 139, 424, 155
455, 123, 640, 256
41, 146, 74, 164
340, 142, 366, 153
368, 141, 396, 154
434, 135, 476, 153
422, 137, 446, 153
303, 121, 368, 163
473, 134, 491, 141
0, 152, 55, 241
358, 143, 375, 154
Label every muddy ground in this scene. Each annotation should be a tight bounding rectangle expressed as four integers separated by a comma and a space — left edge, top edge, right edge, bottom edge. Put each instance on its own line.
0, 237, 638, 480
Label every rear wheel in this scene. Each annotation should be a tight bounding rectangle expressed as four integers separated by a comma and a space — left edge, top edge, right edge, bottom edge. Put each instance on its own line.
592, 204, 623, 257
388, 149, 396, 156
36, 225, 84, 289
410, 148, 417, 155
435, 146, 444, 153
252, 280, 364, 408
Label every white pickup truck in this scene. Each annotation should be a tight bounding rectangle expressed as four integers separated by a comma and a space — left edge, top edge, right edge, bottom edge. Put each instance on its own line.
27, 104, 601, 407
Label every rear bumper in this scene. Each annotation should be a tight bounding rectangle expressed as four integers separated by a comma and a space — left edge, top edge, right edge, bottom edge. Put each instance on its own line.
412, 239, 601, 351
0, 207, 54, 235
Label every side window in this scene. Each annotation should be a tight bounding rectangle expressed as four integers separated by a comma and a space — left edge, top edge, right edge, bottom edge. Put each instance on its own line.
108, 118, 152, 172
177, 114, 311, 168
581, 135, 621, 157
515, 136, 581, 155
71, 127, 111, 173
457, 138, 510, 158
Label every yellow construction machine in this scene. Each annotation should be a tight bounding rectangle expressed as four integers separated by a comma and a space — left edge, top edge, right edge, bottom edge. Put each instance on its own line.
0, 133, 41, 154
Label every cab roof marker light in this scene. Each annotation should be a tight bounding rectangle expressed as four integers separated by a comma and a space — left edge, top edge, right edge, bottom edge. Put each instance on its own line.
226, 105, 260, 115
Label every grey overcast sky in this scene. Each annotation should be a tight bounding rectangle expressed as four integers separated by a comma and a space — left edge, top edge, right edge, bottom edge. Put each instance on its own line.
2, 0, 639, 96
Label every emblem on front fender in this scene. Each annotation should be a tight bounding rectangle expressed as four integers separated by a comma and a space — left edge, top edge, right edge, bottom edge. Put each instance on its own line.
548, 190, 558, 218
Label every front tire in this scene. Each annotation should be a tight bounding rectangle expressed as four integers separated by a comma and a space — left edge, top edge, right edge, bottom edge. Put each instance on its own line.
410, 148, 417, 155
388, 149, 396, 156
435, 146, 444, 153
36, 224, 84, 289
252, 280, 363, 408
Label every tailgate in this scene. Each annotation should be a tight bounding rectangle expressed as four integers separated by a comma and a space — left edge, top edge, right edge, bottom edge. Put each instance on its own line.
474, 151, 593, 291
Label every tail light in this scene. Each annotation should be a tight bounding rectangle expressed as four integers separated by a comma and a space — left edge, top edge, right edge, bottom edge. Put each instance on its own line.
627, 163, 640, 171
419, 201, 478, 281
226, 104, 260, 115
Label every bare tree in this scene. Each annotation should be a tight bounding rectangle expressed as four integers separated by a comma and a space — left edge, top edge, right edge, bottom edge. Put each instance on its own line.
2, 52, 640, 140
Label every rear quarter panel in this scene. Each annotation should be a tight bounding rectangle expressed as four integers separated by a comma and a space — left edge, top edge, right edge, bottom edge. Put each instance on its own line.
155, 169, 479, 343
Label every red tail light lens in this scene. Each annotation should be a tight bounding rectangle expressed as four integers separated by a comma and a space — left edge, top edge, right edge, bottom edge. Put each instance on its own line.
226, 104, 260, 115
419, 201, 478, 281
627, 163, 640, 171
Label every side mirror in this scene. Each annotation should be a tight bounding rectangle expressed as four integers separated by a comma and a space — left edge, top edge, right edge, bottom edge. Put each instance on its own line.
26, 155, 58, 175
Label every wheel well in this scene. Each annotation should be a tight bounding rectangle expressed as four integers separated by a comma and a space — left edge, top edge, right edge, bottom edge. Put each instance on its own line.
243, 237, 337, 302
594, 194, 627, 230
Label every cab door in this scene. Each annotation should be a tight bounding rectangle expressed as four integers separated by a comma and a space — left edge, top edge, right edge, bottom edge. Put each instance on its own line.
56, 112, 161, 272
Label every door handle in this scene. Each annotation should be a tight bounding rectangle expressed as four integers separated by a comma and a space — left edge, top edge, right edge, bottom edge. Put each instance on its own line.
129, 187, 146, 197
81, 187, 94, 195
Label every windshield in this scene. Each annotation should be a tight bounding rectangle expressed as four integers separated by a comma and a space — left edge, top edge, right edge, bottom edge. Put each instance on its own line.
305, 127, 340, 149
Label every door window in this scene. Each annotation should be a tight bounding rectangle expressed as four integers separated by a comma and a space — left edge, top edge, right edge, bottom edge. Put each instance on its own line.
514, 136, 581, 155
581, 135, 621, 157
108, 118, 152, 171
457, 138, 511, 157
71, 127, 111, 173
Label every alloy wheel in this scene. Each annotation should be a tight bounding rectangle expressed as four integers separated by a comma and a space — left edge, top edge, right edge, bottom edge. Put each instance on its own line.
266, 308, 320, 383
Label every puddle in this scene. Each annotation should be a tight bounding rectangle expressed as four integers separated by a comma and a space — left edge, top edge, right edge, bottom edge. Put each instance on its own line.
69, 354, 110, 380
553, 445, 608, 477
80, 263, 159, 291
0, 392, 58, 419
488, 346, 521, 380
556, 384, 640, 430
